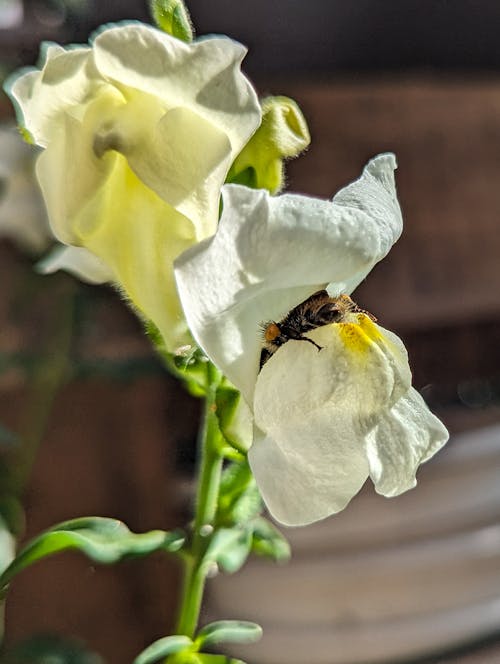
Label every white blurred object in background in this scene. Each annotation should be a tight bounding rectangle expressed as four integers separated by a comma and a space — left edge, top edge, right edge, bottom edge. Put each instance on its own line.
0, 125, 50, 254
0, 0, 23, 29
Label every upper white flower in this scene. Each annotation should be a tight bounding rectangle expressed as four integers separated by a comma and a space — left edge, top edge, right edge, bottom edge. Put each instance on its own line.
175, 154, 449, 526
175, 153, 402, 401
6, 22, 261, 349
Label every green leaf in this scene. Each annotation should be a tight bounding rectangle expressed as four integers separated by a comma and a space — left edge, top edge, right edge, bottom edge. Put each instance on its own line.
0, 517, 185, 594
149, 0, 194, 42
133, 635, 193, 664
251, 517, 290, 563
196, 621, 262, 649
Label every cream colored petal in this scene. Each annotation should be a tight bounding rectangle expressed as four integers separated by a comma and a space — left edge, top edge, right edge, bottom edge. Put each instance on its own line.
365, 387, 449, 497
86, 157, 195, 350
36, 104, 194, 350
6, 45, 97, 147
92, 23, 260, 158
35, 86, 124, 245
102, 95, 232, 238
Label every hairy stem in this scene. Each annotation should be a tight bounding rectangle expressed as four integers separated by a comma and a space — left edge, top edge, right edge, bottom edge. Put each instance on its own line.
175, 363, 223, 638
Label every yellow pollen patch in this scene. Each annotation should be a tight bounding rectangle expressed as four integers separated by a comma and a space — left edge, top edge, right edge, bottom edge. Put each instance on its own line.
338, 314, 382, 354
357, 314, 383, 342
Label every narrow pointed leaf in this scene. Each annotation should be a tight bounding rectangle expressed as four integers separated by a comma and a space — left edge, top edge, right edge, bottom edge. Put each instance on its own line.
196, 621, 262, 648
205, 528, 252, 574
0, 517, 185, 593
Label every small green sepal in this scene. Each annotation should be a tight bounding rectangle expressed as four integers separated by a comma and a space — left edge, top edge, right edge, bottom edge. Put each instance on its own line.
145, 320, 210, 397
251, 517, 291, 563
215, 383, 252, 454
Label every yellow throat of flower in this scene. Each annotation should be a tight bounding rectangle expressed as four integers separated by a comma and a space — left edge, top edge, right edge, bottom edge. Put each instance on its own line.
338, 314, 384, 354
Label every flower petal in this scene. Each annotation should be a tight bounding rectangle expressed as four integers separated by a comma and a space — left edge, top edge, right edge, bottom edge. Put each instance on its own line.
6, 45, 96, 147
249, 319, 408, 526
365, 387, 449, 497
103, 96, 232, 238
36, 111, 194, 350
34, 88, 123, 246
37, 245, 113, 284
175, 154, 402, 402
92, 23, 260, 159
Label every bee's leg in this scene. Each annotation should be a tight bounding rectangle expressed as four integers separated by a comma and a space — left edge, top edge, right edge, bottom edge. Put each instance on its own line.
298, 336, 323, 352
351, 303, 377, 322
259, 347, 273, 369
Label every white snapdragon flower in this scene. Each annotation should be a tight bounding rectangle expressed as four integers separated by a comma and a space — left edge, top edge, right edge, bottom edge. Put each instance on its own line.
175, 154, 449, 526
5, 22, 260, 350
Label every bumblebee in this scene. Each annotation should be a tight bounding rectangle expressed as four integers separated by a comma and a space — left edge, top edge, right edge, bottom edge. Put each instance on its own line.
260, 290, 376, 368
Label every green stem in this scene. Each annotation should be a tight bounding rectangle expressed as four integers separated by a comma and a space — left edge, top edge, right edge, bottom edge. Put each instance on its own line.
175, 363, 224, 638
11, 279, 76, 494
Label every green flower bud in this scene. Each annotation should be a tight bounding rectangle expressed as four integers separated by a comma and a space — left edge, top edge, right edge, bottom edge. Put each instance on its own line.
149, 0, 193, 42
227, 95, 310, 194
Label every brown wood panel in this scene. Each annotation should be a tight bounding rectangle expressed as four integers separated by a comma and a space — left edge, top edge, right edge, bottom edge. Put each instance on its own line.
281, 79, 500, 332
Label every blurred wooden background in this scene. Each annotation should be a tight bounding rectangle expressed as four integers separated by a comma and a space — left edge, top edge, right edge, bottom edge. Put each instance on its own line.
1, 1, 500, 662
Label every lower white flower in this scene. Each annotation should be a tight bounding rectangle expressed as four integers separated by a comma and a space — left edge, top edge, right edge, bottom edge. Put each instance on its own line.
174, 153, 449, 526
251, 314, 448, 526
